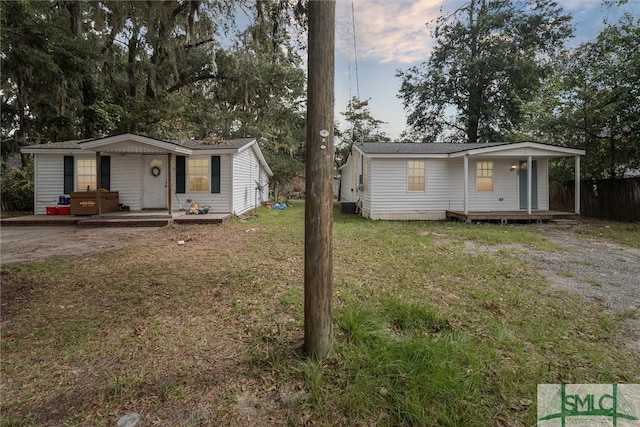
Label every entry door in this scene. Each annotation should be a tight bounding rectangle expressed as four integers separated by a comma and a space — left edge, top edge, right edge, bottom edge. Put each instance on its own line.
143, 157, 167, 209
519, 160, 538, 209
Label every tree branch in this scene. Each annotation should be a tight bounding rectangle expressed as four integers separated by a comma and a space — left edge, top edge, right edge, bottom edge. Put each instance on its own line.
167, 73, 223, 92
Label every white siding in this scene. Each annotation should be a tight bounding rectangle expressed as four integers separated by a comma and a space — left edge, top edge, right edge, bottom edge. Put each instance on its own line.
339, 154, 357, 202
171, 154, 233, 213
232, 147, 262, 215
33, 154, 66, 214
538, 159, 549, 210
110, 155, 143, 210
467, 158, 519, 211
465, 158, 550, 211
368, 158, 452, 220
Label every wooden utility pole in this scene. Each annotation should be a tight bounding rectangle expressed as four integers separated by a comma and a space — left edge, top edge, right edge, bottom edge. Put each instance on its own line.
304, 0, 335, 360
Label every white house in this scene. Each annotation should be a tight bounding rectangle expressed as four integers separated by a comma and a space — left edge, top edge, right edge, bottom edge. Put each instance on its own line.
22, 133, 272, 216
339, 141, 585, 221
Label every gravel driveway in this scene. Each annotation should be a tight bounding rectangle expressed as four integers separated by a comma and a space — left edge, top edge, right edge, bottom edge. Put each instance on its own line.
521, 223, 640, 352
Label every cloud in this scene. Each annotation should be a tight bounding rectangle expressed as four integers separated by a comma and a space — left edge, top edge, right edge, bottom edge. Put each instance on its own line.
336, 0, 445, 64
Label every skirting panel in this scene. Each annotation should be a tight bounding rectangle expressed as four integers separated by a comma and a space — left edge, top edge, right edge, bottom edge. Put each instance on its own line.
369, 211, 447, 221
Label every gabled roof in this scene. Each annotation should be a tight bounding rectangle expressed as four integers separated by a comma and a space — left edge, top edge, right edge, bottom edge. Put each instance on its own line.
353, 141, 585, 158
356, 142, 505, 155
21, 133, 273, 176
22, 133, 255, 155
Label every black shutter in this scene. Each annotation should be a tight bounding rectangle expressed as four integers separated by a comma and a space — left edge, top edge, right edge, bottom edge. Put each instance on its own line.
64, 156, 74, 194
176, 156, 186, 193
100, 156, 111, 190
211, 155, 221, 193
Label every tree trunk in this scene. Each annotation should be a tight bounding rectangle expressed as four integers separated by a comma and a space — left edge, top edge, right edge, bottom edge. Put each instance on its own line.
304, 0, 335, 360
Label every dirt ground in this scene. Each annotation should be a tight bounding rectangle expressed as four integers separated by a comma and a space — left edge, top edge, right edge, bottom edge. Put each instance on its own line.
0, 226, 167, 264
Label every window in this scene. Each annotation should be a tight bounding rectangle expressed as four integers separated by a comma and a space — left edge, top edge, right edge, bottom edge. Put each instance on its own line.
188, 158, 209, 192
476, 161, 493, 191
77, 159, 96, 191
407, 160, 425, 191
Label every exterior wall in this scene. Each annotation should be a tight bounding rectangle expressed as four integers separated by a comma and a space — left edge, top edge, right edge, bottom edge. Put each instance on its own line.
32, 154, 66, 214
171, 154, 233, 213
232, 146, 263, 215
339, 155, 357, 203
363, 157, 552, 220
368, 158, 450, 220
110, 155, 143, 211
466, 158, 550, 211
467, 158, 519, 211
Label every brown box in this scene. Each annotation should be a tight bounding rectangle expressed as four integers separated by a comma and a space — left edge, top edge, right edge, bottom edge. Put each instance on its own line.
70, 191, 119, 215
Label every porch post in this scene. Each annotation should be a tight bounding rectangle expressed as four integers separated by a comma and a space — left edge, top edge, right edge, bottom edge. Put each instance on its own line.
463, 155, 469, 215
527, 156, 532, 215
96, 151, 102, 215
167, 153, 173, 215
574, 155, 581, 214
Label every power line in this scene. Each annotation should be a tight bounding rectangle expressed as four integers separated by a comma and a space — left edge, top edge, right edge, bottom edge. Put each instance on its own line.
350, 0, 360, 101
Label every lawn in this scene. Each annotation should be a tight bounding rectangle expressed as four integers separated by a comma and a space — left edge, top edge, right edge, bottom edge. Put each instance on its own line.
1, 202, 638, 426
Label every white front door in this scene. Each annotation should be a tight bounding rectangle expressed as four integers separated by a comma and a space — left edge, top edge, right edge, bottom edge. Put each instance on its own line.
142, 157, 167, 209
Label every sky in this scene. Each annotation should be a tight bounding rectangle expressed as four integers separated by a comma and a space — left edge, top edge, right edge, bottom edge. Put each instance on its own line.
332, 0, 640, 140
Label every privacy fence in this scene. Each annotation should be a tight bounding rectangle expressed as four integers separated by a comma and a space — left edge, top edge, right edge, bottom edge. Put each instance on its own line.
550, 177, 640, 222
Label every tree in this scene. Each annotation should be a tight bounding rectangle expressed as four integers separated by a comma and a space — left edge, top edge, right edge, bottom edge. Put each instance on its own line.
335, 97, 389, 167
397, 0, 572, 143
519, 13, 640, 180
1, 0, 114, 163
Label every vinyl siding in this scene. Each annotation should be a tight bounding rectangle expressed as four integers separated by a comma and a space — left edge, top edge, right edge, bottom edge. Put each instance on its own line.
232, 146, 262, 215
369, 158, 451, 218
33, 154, 66, 214
466, 158, 519, 211
171, 154, 232, 213
110, 155, 143, 211
466, 158, 549, 211
339, 155, 357, 203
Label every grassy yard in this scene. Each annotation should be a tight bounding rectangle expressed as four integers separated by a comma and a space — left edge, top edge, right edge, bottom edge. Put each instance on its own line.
1, 203, 638, 426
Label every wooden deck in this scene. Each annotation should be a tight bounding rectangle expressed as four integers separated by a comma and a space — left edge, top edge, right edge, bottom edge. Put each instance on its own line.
0, 210, 232, 227
446, 210, 578, 223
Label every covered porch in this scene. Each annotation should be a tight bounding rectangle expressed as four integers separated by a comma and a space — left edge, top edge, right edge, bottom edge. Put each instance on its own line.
79, 134, 194, 216
451, 143, 585, 216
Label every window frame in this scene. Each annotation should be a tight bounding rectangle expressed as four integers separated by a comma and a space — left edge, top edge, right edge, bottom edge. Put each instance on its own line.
476, 161, 494, 192
407, 160, 426, 192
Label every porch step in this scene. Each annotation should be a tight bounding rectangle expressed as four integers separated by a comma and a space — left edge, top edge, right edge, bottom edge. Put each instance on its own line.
77, 218, 171, 227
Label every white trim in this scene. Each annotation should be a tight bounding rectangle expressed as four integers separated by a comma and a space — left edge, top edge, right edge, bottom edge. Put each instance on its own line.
80, 133, 192, 155
449, 142, 585, 158
575, 156, 581, 214
464, 155, 469, 214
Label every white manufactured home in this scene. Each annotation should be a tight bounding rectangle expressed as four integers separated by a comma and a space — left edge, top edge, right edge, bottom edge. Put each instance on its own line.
22, 133, 272, 216
339, 141, 585, 221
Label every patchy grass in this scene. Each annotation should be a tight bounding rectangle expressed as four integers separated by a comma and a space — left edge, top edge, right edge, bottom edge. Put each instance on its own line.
1, 203, 638, 426
565, 220, 640, 247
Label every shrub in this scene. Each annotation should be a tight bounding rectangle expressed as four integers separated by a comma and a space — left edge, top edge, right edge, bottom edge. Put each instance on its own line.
1, 163, 34, 212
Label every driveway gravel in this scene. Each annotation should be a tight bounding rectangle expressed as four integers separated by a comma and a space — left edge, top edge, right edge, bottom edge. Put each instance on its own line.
522, 223, 640, 352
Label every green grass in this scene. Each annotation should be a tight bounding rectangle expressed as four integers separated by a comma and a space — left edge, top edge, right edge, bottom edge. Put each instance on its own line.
1, 202, 638, 426
571, 221, 640, 247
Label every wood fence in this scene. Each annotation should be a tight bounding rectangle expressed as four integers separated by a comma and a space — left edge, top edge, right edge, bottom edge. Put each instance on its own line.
550, 177, 640, 222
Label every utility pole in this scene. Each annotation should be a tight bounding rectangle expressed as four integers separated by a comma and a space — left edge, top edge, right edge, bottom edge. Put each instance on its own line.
304, 0, 335, 360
